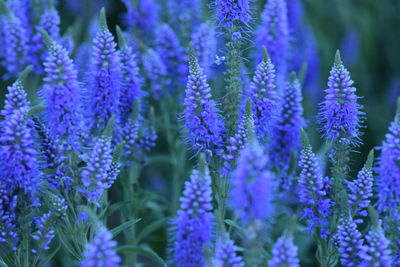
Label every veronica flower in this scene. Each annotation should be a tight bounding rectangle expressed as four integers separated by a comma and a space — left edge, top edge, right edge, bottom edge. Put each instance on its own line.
269, 233, 300, 267
377, 98, 400, 215
298, 130, 332, 238
171, 156, 214, 266
116, 27, 143, 123
135, 124, 157, 157
155, 24, 186, 90
248, 48, 279, 139
31, 212, 55, 253
214, 239, 245, 267
0, 182, 18, 247
50, 194, 68, 218
87, 9, 121, 129
121, 0, 158, 37
122, 118, 139, 159
335, 215, 365, 267
183, 48, 225, 154
42, 36, 85, 148
81, 137, 113, 203
214, 0, 252, 28
257, 0, 289, 72
269, 74, 304, 172
6, 0, 32, 34
0, 81, 41, 207
347, 150, 373, 222
361, 221, 392, 267
81, 227, 121, 267
143, 48, 167, 99
230, 134, 273, 223
318, 51, 364, 144
0, 2, 29, 79
191, 22, 217, 75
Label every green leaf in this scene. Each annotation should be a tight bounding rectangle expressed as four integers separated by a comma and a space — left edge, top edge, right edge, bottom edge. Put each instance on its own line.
0, 260, 8, 267
111, 218, 141, 238
224, 219, 245, 238
38, 244, 61, 267
136, 218, 169, 243
116, 245, 166, 267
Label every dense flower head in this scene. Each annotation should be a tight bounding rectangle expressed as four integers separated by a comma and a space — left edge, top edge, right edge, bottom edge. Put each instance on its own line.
81, 227, 121, 267
88, 15, 121, 129
118, 42, 143, 123
135, 123, 157, 157
42, 40, 85, 147
318, 52, 364, 143
31, 212, 55, 253
214, 239, 245, 267
335, 215, 365, 267
155, 24, 186, 89
183, 51, 225, 154
7, 0, 32, 35
360, 222, 392, 267
215, 0, 252, 27
122, 118, 139, 158
50, 194, 68, 218
1, 12, 29, 79
269, 75, 304, 171
231, 138, 273, 223
0, 182, 19, 247
81, 137, 113, 203
191, 22, 217, 75
269, 234, 300, 267
121, 0, 158, 36
143, 48, 167, 99
298, 139, 332, 238
257, 0, 289, 71
347, 154, 373, 222
0, 81, 41, 207
248, 51, 279, 139
377, 105, 400, 215
171, 163, 214, 267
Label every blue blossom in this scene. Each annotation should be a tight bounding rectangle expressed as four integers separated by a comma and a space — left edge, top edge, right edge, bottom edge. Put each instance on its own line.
87, 9, 121, 129
50, 194, 68, 218
269, 234, 300, 267
298, 131, 332, 238
122, 118, 139, 159
347, 151, 373, 222
257, 0, 289, 72
31, 212, 55, 253
0, 182, 18, 247
214, 239, 245, 267
269, 74, 304, 172
155, 24, 186, 90
230, 137, 273, 223
81, 227, 121, 267
81, 137, 113, 203
215, 0, 252, 27
42, 38, 85, 148
6, 0, 32, 36
335, 215, 365, 267
183, 49, 225, 154
191, 22, 217, 75
0, 81, 41, 207
248, 48, 279, 139
361, 221, 392, 267
143, 48, 167, 99
171, 158, 214, 267
318, 51, 364, 144
121, 0, 158, 36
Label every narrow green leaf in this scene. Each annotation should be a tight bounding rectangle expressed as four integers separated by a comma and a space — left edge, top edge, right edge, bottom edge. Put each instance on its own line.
111, 218, 141, 238
38, 244, 61, 267
116, 245, 166, 267
136, 218, 169, 243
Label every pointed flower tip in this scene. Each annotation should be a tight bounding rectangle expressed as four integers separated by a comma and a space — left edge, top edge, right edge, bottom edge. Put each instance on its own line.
334, 50, 342, 65
365, 149, 374, 169
198, 153, 208, 175
116, 25, 126, 48
262, 46, 269, 62
113, 141, 125, 162
367, 206, 379, 226
300, 128, 310, 147
40, 29, 54, 49
17, 65, 33, 83
99, 7, 108, 29
188, 43, 197, 63
103, 115, 115, 137
244, 98, 252, 117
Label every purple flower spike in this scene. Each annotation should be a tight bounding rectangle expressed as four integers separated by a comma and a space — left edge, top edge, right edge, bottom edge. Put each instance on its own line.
231, 136, 273, 223
248, 48, 279, 139
143, 48, 167, 99
0, 182, 18, 247
42, 37, 85, 148
183, 48, 225, 154
298, 130, 332, 238
257, 0, 289, 72
87, 9, 121, 129
171, 156, 214, 267
318, 51, 364, 144
214, 239, 245, 267
81, 137, 113, 203
360, 221, 392, 267
81, 227, 121, 267
31, 212, 55, 253
191, 22, 217, 75
269, 74, 304, 172
269, 234, 300, 267
215, 0, 252, 27
335, 215, 365, 267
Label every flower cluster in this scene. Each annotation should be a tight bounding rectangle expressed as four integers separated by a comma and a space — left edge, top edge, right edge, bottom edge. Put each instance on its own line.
269, 234, 300, 267
191, 22, 217, 75
215, 0, 252, 27
214, 239, 245, 267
